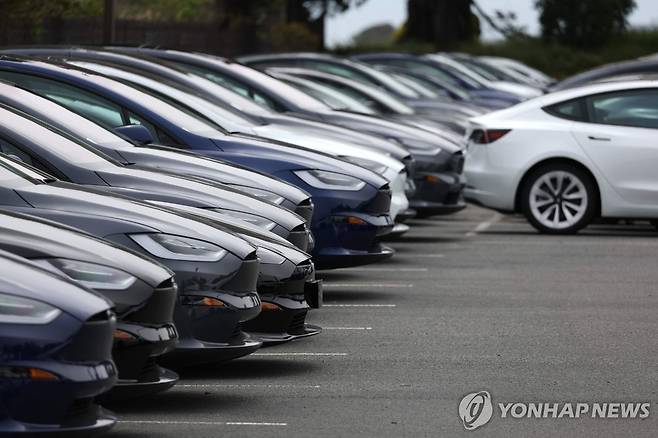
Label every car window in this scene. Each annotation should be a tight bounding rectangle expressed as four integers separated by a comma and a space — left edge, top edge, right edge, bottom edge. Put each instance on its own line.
0, 71, 126, 127
544, 98, 587, 121
0, 138, 35, 166
587, 89, 658, 129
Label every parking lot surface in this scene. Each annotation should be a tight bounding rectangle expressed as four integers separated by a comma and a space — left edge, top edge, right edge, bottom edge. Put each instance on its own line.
109, 206, 658, 437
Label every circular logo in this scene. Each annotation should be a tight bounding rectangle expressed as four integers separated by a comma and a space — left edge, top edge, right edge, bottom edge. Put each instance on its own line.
459, 390, 493, 430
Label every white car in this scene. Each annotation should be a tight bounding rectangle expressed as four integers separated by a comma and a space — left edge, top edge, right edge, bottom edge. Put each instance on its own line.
464, 80, 658, 233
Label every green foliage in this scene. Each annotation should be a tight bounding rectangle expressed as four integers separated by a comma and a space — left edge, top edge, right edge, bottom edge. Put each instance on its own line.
268, 21, 321, 51
460, 28, 658, 78
535, 0, 636, 47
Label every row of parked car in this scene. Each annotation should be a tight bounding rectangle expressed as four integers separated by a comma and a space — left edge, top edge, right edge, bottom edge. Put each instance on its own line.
5, 46, 643, 435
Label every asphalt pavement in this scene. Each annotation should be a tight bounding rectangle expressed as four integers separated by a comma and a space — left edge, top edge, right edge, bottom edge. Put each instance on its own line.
108, 205, 658, 438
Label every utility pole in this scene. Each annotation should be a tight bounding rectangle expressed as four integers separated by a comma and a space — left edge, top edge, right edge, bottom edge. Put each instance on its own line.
103, 0, 116, 44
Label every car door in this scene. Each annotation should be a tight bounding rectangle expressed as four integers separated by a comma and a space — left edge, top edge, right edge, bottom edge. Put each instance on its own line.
570, 88, 658, 206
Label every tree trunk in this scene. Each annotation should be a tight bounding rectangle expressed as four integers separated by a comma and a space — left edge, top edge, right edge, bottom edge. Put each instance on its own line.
404, 0, 476, 49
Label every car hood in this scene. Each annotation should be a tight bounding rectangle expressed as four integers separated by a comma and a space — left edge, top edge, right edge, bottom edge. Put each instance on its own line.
317, 110, 461, 154
251, 123, 405, 176
111, 144, 311, 204
13, 181, 257, 259
0, 209, 173, 287
258, 114, 410, 160
95, 165, 305, 231
216, 133, 389, 189
0, 249, 112, 322
158, 203, 311, 265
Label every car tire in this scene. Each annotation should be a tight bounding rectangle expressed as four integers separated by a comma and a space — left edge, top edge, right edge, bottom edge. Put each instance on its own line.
520, 163, 597, 234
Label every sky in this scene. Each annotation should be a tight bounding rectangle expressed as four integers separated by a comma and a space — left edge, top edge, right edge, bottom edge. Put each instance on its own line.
325, 0, 658, 47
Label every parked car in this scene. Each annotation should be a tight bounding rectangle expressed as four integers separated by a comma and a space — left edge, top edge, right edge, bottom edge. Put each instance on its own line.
0, 56, 395, 268
552, 58, 658, 91
0, 96, 311, 252
0, 154, 263, 363
266, 66, 472, 135
0, 209, 179, 399
0, 47, 412, 227
112, 48, 466, 217
0, 75, 315, 221
353, 53, 524, 105
0, 249, 117, 435
58, 57, 411, 229
238, 51, 482, 118
465, 80, 658, 233
375, 64, 516, 110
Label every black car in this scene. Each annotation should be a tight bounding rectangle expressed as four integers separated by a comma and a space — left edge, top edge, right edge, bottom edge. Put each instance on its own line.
0, 209, 179, 398
0, 154, 263, 364
0, 249, 117, 435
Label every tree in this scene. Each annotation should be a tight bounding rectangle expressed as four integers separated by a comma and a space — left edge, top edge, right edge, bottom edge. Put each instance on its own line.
536, 0, 636, 47
402, 0, 479, 49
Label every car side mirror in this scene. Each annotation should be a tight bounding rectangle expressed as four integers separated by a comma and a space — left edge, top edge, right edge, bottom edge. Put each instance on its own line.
114, 124, 155, 145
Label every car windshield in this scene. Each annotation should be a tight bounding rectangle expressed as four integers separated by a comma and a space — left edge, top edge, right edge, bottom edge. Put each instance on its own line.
70, 61, 256, 132
177, 60, 333, 112
0, 69, 222, 138
0, 105, 112, 166
278, 75, 375, 114
0, 81, 132, 149
344, 60, 420, 99
311, 76, 415, 115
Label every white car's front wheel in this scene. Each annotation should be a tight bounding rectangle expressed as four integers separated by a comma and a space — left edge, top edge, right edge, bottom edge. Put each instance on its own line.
521, 164, 597, 234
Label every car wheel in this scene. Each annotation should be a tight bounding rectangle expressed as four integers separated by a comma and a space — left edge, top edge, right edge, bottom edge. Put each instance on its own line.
521, 164, 597, 234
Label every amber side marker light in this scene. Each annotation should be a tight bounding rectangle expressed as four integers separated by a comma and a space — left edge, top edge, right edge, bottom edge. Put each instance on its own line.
261, 302, 281, 312
0, 366, 59, 380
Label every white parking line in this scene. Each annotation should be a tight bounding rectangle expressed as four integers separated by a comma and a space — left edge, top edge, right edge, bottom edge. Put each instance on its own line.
120, 420, 287, 426
177, 384, 321, 389
323, 304, 396, 307
252, 352, 348, 357
323, 283, 413, 288
324, 326, 373, 330
396, 253, 445, 258
466, 213, 503, 236
337, 267, 428, 272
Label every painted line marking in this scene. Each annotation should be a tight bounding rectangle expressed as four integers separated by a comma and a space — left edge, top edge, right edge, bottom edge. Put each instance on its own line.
323, 283, 413, 288
324, 326, 373, 330
178, 384, 321, 389
337, 267, 428, 272
323, 304, 396, 308
466, 213, 503, 236
396, 253, 445, 258
120, 420, 287, 426
252, 352, 348, 357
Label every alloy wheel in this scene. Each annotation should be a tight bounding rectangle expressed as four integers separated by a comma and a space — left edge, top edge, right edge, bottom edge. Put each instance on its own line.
529, 170, 588, 230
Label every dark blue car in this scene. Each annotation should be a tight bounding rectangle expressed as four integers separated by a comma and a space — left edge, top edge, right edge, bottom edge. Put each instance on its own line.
0, 250, 117, 435
0, 57, 394, 268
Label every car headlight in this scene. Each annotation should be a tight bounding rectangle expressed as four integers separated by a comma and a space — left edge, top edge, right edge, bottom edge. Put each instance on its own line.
339, 156, 388, 175
0, 292, 61, 325
212, 210, 277, 231
294, 170, 366, 191
256, 247, 286, 265
130, 233, 227, 262
33, 259, 137, 291
233, 186, 285, 205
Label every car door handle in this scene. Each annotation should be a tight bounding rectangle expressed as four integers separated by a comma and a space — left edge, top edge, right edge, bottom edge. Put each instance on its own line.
587, 135, 611, 141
